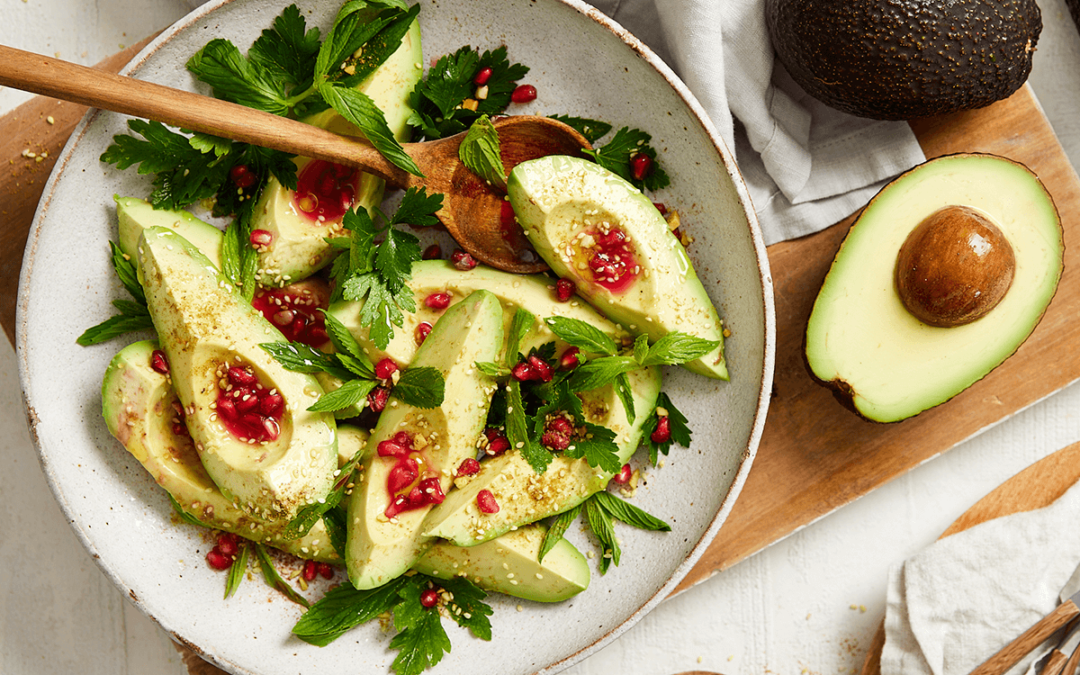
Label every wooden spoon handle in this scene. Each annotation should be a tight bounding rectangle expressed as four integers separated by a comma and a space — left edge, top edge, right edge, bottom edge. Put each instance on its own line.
970, 600, 1080, 675
0, 44, 413, 186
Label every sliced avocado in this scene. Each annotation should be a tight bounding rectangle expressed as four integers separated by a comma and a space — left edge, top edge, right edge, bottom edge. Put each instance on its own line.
116, 196, 224, 271
347, 291, 504, 589
507, 155, 727, 380
101, 340, 338, 561
421, 366, 661, 547
414, 524, 589, 603
250, 18, 422, 286
806, 154, 1063, 422
328, 259, 633, 367
137, 227, 338, 528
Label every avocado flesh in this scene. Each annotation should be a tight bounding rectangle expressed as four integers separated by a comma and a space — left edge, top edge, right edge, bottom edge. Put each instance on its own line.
421, 366, 661, 547
250, 19, 422, 286
805, 154, 1063, 423
137, 227, 338, 528
347, 291, 504, 589
101, 340, 339, 561
328, 260, 633, 368
116, 196, 224, 272
415, 524, 589, 603
507, 155, 727, 380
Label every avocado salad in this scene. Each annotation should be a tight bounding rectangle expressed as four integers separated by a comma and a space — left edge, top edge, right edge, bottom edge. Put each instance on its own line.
83, 2, 728, 673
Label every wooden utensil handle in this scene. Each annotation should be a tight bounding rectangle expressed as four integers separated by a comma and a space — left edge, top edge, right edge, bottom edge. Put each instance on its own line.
970, 600, 1080, 675
1045, 650, 1069, 675
0, 44, 408, 186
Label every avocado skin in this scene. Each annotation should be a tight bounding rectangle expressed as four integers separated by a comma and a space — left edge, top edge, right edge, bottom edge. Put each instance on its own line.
766, 0, 1041, 120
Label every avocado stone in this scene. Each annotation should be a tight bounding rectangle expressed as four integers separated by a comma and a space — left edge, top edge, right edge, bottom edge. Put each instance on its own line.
507, 155, 727, 380
101, 340, 339, 561
137, 227, 338, 527
347, 290, 504, 590
805, 153, 1062, 423
421, 365, 661, 547
765, 0, 1042, 120
249, 17, 422, 286
415, 524, 589, 603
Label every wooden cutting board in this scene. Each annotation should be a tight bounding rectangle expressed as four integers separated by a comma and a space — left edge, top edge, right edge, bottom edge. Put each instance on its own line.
5, 51, 1080, 674
858, 439, 1080, 675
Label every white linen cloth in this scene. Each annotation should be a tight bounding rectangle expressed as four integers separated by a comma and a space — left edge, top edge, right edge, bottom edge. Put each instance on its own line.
880, 481, 1080, 675
588, 0, 927, 245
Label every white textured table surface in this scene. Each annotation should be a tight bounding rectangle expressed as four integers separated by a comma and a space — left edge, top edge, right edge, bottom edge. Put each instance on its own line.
4, 3, 1080, 675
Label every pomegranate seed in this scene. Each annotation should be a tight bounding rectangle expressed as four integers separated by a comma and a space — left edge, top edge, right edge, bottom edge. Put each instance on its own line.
424, 292, 451, 310
216, 398, 237, 420
415, 322, 433, 345
547, 417, 573, 436
317, 563, 335, 579
421, 244, 442, 260
631, 153, 653, 181
541, 430, 570, 451
473, 66, 493, 85
150, 349, 170, 375
651, 415, 671, 443
457, 458, 480, 476
229, 164, 256, 189
392, 431, 414, 449
249, 229, 273, 247
385, 496, 407, 519
272, 309, 295, 326
262, 417, 280, 441
375, 358, 399, 380
559, 346, 581, 370
419, 477, 445, 505
368, 386, 390, 412
236, 394, 259, 414
228, 367, 257, 387
206, 548, 232, 570
527, 355, 553, 382
500, 200, 516, 228
387, 457, 419, 494
511, 84, 537, 103
303, 559, 317, 582
476, 489, 500, 514
217, 533, 239, 557
172, 422, 188, 437
259, 393, 284, 416
486, 435, 510, 456
450, 249, 477, 271
420, 588, 440, 608
612, 463, 633, 484
377, 439, 410, 458
511, 361, 535, 381
307, 326, 329, 345
555, 278, 575, 302
652, 202, 668, 215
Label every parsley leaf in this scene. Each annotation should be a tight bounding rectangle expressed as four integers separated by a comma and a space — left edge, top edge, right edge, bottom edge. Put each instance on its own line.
564, 421, 621, 474
592, 491, 671, 532
585, 126, 670, 191
548, 115, 612, 144
538, 503, 583, 563
458, 115, 505, 189
544, 316, 617, 356
254, 544, 310, 608
641, 392, 692, 465
224, 542, 249, 599
293, 576, 409, 646
439, 576, 493, 640
392, 366, 445, 409
391, 582, 452, 675
388, 187, 443, 227
187, 38, 290, 115
249, 4, 321, 93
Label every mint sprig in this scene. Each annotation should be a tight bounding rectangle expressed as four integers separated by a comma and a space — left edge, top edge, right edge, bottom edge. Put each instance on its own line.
538, 503, 583, 563
224, 542, 250, 599
458, 115, 505, 189
254, 544, 310, 608
77, 243, 155, 346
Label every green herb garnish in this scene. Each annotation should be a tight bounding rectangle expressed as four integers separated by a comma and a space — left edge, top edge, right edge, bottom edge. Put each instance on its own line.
458, 115, 506, 188
641, 391, 692, 465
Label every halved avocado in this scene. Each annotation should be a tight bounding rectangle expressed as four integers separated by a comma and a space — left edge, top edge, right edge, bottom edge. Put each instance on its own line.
137, 227, 338, 527
101, 340, 339, 562
507, 155, 727, 379
116, 196, 224, 272
805, 153, 1063, 423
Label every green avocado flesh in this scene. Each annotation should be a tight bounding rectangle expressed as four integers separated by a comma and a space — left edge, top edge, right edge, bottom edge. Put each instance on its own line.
346, 291, 504, 590
805, 154, 1063, 423
137, 227, 338, 528
250, 18, 422, 286
415, 524, 589, 603
507, 155, 727, 380
101, 340, 339, 562
116, 196, 224, 272
421, 366, 661, 547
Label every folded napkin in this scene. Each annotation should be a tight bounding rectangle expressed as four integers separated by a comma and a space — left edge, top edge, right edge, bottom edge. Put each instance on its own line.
880, 481, 1080, 675
592, 0, 926, 245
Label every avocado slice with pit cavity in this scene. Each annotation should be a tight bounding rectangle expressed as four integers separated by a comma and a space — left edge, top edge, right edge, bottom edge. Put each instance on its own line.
507, 155, 727, 380
805, 154, 1063, 422
346, 290, 504, 590
138, 227, 338, 529
101, 340, 339, 561
421, 365, 661, 547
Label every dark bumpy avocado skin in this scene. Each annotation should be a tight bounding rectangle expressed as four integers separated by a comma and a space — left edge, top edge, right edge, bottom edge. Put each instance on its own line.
766, 0, 1041, 120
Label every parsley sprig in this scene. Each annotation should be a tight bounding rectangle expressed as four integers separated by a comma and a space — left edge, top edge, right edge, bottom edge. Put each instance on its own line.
584, 125, 671, 191
641, 392, 692, 466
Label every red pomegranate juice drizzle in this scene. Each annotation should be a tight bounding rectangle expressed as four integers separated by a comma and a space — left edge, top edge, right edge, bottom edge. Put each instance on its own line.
584, 226, 639, 293
214, 362, 284, 444
293, 160, 359, 223
251, 280, 329, 347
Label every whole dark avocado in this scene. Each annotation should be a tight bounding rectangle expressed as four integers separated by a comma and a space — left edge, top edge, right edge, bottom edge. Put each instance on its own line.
765, 0, 1042, 120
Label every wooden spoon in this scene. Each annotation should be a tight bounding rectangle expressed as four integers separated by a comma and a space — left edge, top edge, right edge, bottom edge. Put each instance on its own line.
0, 44, 591, 273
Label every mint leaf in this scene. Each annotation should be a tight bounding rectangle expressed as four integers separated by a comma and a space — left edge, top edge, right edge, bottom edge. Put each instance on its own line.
474, 361, 510, 378
392, 366, 445, 409
224, 542, 249, 599
547, 115, 612, 144
506, 308, 535, 365
565, 422, 621, 474
566, 356, 639, 392
187, 39, 290, 115
614, 372, 636, 423
259, 342, 353, 381
320, 83, 422, 176
220, 215, 243, 286
544, 316, 617, 356
632, 334, 649, 364
167, 492, 210, 528
293, 576, 409, 645
538, 503, 583, 563
593, 491, 671, 532
308, 378, 378, 413
76, 311, 155, 346
314, 4, 393, 81
458, 115, 505, 189
254, 544, 310, 608
507, 380, 552, 474
641, 332, 720, 367
337, 5, 419, 89
321, 310, 375, 378
110, 241, 145, 304
323, 508, 347, 559
388, 187, 443, 228
439, 576, 493, 640
642, 391, 692, 465
585, 495, 620, 574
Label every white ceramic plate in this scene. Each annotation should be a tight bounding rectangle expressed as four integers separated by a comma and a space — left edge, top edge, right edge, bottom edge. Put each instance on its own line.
17, 1, 774, 673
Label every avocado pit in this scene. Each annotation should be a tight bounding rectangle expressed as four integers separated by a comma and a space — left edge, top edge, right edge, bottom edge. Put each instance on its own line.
895, 205, 1016, 327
